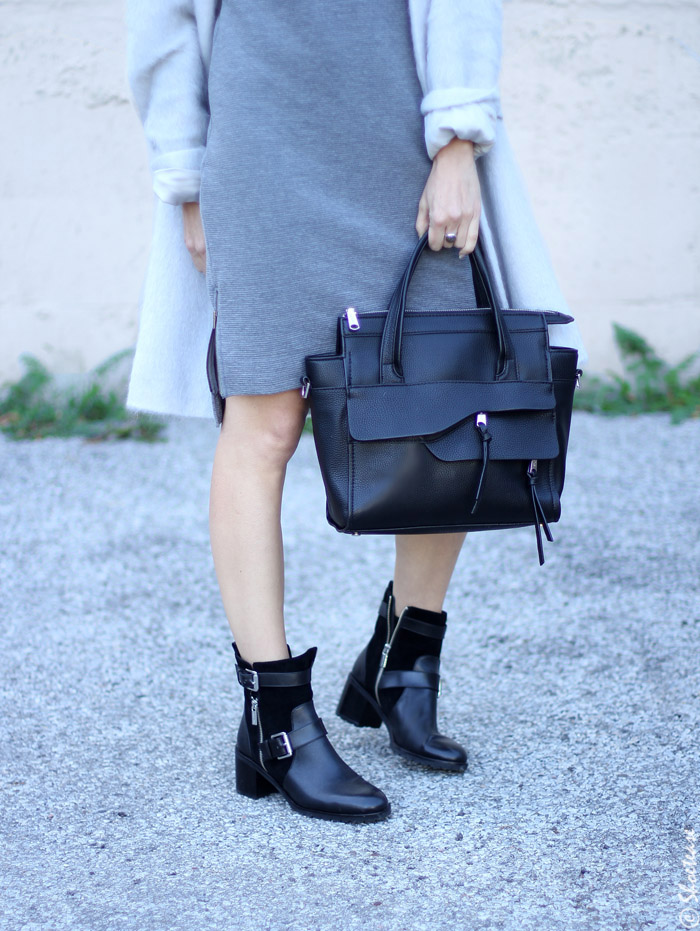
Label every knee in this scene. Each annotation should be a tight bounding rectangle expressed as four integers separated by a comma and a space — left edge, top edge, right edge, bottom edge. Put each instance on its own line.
220, 391, 308, 469
254, 410, 305, 466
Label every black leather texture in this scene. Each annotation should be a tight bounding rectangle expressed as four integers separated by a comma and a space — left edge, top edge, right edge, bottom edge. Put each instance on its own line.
303, 231, 579, 564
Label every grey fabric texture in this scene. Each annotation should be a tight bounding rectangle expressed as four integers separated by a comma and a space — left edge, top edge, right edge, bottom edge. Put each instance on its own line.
199, 0, 478, 398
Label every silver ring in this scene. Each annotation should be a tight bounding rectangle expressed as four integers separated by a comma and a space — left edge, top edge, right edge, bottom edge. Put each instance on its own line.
444, 232, 457, 244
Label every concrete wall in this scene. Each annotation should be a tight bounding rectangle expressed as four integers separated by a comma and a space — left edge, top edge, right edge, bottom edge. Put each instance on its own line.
1, 0, 698, 382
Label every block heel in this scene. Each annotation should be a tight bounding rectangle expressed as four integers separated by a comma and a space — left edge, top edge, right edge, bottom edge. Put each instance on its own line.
235, 752, 277, 799
336, 675, 382, 728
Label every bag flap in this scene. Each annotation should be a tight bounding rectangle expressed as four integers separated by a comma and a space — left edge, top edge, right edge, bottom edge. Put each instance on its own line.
346, 382, 556, 441
423, 409, 559, 461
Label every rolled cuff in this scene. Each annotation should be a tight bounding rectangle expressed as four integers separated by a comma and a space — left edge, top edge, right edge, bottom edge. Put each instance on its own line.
150, 146, 206, 205
153, 168, 202, 205
424, 103, 500, 161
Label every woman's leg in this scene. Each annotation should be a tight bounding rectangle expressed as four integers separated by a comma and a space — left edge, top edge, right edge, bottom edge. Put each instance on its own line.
211, 388, 390, 820
209, 388, 309, 664
392, 532, 467, 616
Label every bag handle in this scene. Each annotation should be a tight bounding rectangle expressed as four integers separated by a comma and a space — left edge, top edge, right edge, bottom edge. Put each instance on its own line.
379, 231, 514, 384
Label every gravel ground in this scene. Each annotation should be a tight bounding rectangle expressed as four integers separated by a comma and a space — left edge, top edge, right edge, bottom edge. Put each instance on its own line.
1, 411, 698, 931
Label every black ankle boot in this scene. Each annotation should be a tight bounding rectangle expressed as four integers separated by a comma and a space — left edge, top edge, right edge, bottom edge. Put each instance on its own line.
337, 580, 467, 772
232, 642, 390, 822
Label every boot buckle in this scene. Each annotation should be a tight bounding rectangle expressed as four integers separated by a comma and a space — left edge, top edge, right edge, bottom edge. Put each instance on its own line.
236, 668, 259, 691
269, 731, 293, 760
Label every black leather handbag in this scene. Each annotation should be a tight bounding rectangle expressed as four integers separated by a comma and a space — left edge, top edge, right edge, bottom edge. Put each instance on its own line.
301, 231, 581, 564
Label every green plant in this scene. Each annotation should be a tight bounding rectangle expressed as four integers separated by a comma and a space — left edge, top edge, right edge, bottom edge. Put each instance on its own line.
574, 324, 700, 423
0, 350, 166, 441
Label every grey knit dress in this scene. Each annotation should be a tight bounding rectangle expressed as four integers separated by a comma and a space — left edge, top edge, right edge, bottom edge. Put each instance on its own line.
199, 0, 478, 401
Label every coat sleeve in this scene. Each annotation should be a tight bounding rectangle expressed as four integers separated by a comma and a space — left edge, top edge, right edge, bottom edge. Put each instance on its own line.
418, 0, 503, 160
125, 0, 211, 205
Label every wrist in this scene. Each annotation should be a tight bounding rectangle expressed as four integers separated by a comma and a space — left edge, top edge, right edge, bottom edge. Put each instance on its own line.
434, 137, 475, 161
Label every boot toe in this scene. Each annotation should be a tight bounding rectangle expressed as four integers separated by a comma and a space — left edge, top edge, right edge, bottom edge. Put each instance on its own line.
423, 734, 468, 769
283, 768, 391, 819
332, 776, 391, 817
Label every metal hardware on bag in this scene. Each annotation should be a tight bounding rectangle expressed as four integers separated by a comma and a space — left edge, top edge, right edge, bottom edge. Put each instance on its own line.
269, 731, 293, 760
575, 369, 582, 388
380, 643, 391, 668
250, 695, 258, 725
476, 412, 488, 429
345, 307, 360, 330
527, 459, 538, 479
300, 376, 311, 398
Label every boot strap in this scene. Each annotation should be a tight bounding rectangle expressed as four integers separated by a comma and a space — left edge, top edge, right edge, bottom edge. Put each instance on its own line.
378, 670, 440, 692
378, 603, 446, 640
399, 615, 446, 640
260, 717, 328, 762
236, 666, 312, 691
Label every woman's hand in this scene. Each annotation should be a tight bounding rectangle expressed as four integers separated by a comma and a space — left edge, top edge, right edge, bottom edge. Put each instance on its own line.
182, 201, 207, 273
415, 138, 481, 257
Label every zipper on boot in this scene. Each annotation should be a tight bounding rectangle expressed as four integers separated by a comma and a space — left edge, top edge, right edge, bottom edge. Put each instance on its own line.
251, 693, 265, 768
374, 592, 405, 705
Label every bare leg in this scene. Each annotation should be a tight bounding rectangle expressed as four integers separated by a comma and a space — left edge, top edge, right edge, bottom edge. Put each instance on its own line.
209, 388, 309, 664
392, 532, 467, 616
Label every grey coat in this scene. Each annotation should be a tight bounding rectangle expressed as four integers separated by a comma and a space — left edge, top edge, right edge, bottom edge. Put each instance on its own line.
124, 0, 587, 419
